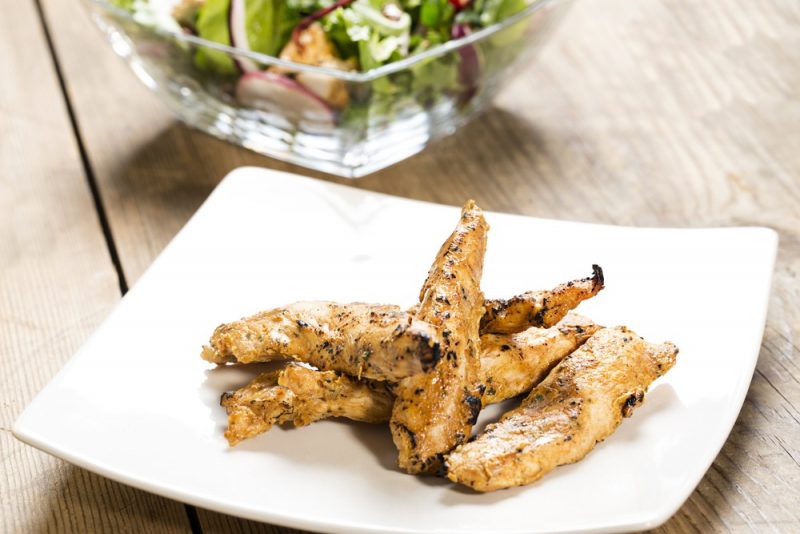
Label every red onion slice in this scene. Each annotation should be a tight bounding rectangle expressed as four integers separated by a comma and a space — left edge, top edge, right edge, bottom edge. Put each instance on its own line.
235, 70, 335, 125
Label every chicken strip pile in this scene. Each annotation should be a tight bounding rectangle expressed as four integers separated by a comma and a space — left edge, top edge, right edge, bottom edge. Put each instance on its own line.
391, 201, 489, 474
203, 198, 677, 493
221, 314, 601, 445
445, 326, 678, 492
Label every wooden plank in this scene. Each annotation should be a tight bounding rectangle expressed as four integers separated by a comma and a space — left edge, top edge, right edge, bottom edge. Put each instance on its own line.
0, 1, 190, 532
37, 0, 800, 531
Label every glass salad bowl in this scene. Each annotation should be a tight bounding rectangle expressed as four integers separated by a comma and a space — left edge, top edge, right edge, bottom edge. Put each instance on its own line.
85, 0, 572, 177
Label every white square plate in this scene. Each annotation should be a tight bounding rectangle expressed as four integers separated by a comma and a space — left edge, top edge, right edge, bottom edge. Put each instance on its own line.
14, 168, 777, 533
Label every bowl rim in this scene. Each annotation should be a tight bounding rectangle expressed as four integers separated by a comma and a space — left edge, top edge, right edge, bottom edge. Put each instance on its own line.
86, 0, 558, 82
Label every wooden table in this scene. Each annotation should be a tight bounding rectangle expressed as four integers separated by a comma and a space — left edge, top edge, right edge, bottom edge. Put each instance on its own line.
2, 0, 799, 531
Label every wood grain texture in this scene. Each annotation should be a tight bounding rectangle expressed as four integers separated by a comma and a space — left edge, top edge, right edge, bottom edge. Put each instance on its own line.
30, 0, 800, 531
198, 515, 309, 534
0, 1, 190, 532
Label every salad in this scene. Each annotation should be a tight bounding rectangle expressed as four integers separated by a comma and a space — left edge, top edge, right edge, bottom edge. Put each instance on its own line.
110, 0, 535, 123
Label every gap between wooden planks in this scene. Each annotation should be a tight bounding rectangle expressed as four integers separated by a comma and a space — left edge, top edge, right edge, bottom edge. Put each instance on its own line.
0, 0, 195, 532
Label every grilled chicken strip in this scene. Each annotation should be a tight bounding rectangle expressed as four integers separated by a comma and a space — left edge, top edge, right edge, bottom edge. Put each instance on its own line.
480, 264, 604, 335
202, 302, 441, 382
480, 313, 602, 405
221, 363, 394, 446
404, 265, 603, 335
445, 326, 678, 492
391, 201, 489, 474
221, 314, 601, 446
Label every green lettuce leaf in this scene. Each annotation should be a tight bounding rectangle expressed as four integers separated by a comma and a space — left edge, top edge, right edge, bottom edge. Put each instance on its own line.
194, 0, 237, 75
480, 0, 528, 26
419, 0, 454, 31
245, 0, 299, 57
